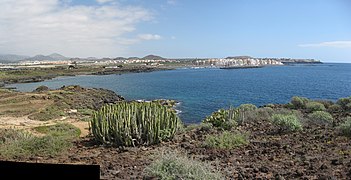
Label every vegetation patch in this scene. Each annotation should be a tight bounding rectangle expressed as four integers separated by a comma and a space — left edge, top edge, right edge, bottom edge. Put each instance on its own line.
238, 104, 257, 112
338, 117, 351, 137
305, 101, 326, 112
77, 108, 94, 116
336, 97, 351, 111
145, 151, 223, 180
271, 114, 303, 132
291, 96, 309, 109
34, 123, 81, 138
328, 104, 342, 113
0, 128, 72, 159
183, 123, 213, 132
204, 131, 248, 149
29, 106, 65, 121
90, 102, 181, 147
308, 111, 333, 124
203, 108, 240, 130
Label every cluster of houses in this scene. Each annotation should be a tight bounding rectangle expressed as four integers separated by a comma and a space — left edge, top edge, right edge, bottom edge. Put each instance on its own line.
193, 58, 283, 67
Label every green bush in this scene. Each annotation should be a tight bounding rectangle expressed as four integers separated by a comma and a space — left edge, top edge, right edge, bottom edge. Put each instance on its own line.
0, 129, 72, 159
34, 123, 81, 138
271, 114, 302, 132
338, 117, 351, 137
238, 104, 257, 112
308, 111, 333, 124
314, 100, 334, 109
291, 96, 309, 109
305, 101, 326, 112
244, 107, 274, 122
90, 102, 181, 147
203, 108, 240, 130
145, 151, 223, 180
0, 129, 32, 143
336, 97, 351, 111
328, 104, 342, 113
203, 131, 248, 149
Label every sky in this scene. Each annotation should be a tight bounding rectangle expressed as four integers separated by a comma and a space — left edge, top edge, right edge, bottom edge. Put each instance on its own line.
0, 0, 350, 62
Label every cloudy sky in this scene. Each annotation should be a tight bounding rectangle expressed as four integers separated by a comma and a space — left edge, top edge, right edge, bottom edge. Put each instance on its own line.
0, 0, 350, 62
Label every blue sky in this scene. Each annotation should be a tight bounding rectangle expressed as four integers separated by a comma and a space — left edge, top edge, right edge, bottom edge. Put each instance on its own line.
0, 0, 350, 62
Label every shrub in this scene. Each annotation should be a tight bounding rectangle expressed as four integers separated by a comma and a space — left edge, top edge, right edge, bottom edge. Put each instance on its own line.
182, 123, 213, 133
291, 96, 309, 109
90, 102, 181, 147
305, 101, 326, 112
78, 108, 94, 116
145, 151, 223, 180
203, 108, 240, 130
338, 117, 351, 137
0, 129, 72, 159
244, 107, 274, 122
238, 104, 257, 112
0, 129, 32, 143
336, 97, 351, 111
196, 123, 213, 132
314, 100, 334, 109
34, 123, 81, 138
271, 114, 302, 132
28, 106, 65, 121
204, 131, 248, 149
308, 111, 333, 124
328, 104, 342, 113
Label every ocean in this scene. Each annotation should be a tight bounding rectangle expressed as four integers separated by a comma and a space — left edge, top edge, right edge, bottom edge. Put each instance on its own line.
8, 63, 351, 123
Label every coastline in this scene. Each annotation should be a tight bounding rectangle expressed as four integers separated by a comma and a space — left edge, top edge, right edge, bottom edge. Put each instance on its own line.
0, 65, 175, 88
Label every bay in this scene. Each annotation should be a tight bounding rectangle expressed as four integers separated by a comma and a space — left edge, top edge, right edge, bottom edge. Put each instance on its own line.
8, 63, 351, 123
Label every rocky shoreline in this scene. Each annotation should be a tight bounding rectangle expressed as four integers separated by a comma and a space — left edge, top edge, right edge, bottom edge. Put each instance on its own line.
0, 66, 173, 87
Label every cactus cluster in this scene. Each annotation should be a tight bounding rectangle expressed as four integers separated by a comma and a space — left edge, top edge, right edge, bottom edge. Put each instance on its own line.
203, 107, 244, 130
90, 101, 180, 147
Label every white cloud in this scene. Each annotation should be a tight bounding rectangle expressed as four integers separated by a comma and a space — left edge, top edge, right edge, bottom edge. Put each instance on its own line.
299, 41, 351, 48
96, 0, 114, 4
138, 34, 162, 40
0, 0, 153, 57
171, 36, 176, 40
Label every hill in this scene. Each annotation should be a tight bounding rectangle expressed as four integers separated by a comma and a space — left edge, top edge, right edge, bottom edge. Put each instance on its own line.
48, 53, 68, 61
24, 53, 68, 61
0, 54, 30, 63
141, 55, 165, 60
225, 56, 253, 59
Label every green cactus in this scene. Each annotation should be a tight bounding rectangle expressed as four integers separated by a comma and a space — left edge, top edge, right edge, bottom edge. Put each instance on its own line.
90, 102, 181, 147
203, 107, 241, 130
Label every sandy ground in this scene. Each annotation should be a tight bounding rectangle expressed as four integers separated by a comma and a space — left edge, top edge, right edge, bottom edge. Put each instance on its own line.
0, 115, 90, 137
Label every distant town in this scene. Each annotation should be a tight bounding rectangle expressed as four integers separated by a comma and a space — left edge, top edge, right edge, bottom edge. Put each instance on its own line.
0, 53, 321, 70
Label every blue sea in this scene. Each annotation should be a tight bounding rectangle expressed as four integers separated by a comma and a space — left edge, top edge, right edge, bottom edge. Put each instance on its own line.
8, 63, 351, 123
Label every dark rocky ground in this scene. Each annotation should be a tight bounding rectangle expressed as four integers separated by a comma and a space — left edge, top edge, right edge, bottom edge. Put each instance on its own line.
11, 110, 350, 179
